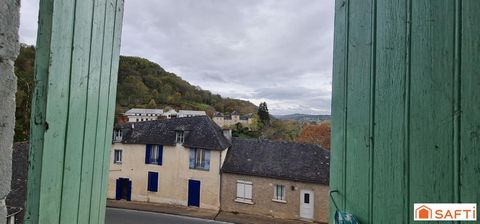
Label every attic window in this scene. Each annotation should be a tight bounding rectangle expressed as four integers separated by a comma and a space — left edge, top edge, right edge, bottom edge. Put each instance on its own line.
176, 131, 185, 143
113, 129, 122, 142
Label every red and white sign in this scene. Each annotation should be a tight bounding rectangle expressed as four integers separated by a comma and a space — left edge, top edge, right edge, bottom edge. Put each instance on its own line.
414, 203, 477, 221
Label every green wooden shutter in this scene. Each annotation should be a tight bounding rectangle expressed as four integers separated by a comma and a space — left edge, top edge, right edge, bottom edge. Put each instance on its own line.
330, 0, 480, 223
25, 0, 124, 224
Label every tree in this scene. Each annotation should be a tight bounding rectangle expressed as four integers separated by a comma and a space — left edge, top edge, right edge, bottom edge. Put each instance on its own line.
257, 102, 270, 126
297, 122, 331, 150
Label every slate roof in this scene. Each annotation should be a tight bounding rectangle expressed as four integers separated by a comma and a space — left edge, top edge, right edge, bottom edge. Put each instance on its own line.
124, 108, 163, 115
240, 113, 253, 120
114, 116, 231, 151
222, 138, 330, 185
6, 142, 29, 223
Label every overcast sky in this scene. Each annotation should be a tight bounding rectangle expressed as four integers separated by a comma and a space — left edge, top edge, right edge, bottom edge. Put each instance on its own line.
19, 0, 334, 115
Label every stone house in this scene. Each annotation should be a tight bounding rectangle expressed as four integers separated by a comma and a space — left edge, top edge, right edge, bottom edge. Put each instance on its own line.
221, 138, 330, 223
108, 116, 231, 210
213, 111, 254, 128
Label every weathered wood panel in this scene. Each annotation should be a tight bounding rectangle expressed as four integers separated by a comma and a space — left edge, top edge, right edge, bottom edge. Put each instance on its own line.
344, 0, 373, 222
372, 0, 407, 223
59, 0, 95, 223
331, 0, 480, 222
329, 0, 348, 221
77, 1, 108, 223
460, 0, 480, 205
25, 0, 124, 223
409, 0, 455, 209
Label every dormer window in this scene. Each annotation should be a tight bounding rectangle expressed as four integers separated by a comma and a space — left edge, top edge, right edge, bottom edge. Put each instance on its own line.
113, 129, 122, 142
176, 131, 184, 144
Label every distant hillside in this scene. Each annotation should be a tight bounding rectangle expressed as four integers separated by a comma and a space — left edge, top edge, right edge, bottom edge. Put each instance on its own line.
274, 114, 331, 122
13, 45, 257, 141
116, 56, 257, 115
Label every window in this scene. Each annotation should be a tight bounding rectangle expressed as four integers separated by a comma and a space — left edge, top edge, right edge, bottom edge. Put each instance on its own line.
236, 180, 253, 203
114, 149, 122, 164
273, 185, 286, 201
189, 148, 210, 170
145, 144, 163, 165
147, 172, 158, 192
176, 131, 184, 143
136, 118, 139, 122
113, 129, 122, 142
304, 193, 310, 204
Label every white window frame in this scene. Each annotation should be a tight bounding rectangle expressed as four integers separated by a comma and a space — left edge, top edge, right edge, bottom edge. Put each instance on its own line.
235, 180, 253, 204
176, 131, 185, 143
114, 149, 122, 164
150, 145, 160, 163
273, 184, 286, 203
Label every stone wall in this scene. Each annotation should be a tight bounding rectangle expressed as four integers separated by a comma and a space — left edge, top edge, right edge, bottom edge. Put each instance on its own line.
0, 0, 20, 223
221, 173, 329, 223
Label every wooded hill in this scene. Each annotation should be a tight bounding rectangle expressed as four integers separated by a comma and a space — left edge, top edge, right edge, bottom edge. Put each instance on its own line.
116, 56, 257, 115
13, 45, 257, 141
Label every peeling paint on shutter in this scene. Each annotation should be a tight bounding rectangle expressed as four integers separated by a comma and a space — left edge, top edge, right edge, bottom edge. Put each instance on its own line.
25, 0, 124, 223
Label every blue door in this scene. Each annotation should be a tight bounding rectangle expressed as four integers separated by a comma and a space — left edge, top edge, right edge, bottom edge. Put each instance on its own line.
188, 180, 201, 207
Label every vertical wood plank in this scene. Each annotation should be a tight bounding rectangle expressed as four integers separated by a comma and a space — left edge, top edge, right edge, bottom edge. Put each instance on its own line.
37, 0, 76, 223
59, 0, 94, 223
460, 0, 480, 205
89, 0, 117, 222
25, 0, 54, 223
77, 0, 107, 223
344, 0, 373, 222
98, 1, 124, 223
409, 0, 455, 220
330, 0, 348, 222
372, 0, 406, 223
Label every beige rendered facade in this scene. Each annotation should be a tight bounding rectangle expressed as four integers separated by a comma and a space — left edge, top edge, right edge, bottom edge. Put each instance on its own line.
108, 143, 228, 210
221, 173, 329, 223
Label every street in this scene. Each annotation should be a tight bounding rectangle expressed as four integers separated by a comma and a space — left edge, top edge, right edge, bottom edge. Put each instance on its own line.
105, 207, 231, 224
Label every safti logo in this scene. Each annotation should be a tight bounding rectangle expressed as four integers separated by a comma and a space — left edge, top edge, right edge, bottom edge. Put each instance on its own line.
414, 203, 477, 221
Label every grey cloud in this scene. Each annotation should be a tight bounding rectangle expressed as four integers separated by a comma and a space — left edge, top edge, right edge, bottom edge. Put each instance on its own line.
19, 0, 334, 115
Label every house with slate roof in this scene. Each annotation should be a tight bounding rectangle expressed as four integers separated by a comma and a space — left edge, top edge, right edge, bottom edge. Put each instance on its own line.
108, 116, 231, 210
213, 111, 255, 128
221, 138, 330, 223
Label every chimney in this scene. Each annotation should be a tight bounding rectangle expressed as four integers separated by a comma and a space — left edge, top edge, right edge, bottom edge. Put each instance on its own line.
223, 128, 232, 141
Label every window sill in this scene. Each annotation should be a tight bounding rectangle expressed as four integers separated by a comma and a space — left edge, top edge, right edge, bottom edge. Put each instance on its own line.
272, 199, 287, 204
235, 199, 254, 205
189, 167, 210, 172
114, 162, 122, 165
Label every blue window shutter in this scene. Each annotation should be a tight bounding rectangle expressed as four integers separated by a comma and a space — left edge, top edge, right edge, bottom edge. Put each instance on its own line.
147, 172, 158, 192
189, 149, 195, 168
152, 172, 158, 191
157, 145, 163, 165
145, 144, 151, 164
205, 150, 210, 170
115, 179, 121, 200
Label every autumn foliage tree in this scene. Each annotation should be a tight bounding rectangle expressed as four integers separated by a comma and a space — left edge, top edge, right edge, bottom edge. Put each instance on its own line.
297, 122, 331, 150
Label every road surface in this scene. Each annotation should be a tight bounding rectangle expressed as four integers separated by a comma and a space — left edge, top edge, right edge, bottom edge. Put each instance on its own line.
105, 207, 230, 224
